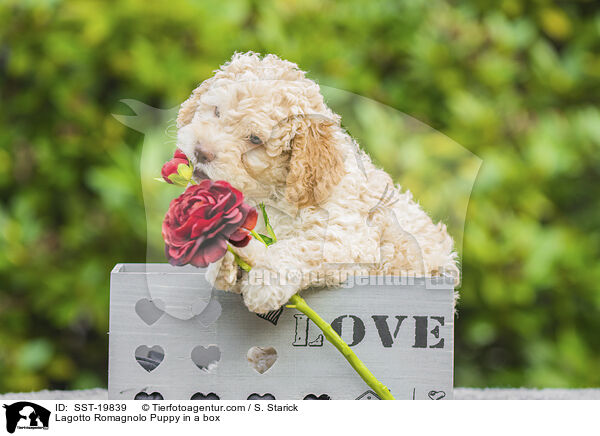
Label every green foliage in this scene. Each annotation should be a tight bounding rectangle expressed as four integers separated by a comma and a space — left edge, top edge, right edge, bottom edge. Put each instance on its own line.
0, 0, 598, 391
259, 203, 277, 244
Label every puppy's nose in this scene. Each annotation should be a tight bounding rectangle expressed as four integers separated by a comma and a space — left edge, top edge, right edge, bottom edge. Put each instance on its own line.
194, 144, 215, 164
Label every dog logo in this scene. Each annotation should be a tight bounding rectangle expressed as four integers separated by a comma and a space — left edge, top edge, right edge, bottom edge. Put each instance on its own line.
3, 402, 50, 433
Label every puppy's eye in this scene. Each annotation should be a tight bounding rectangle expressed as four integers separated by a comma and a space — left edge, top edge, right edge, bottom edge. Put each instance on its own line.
248, 135, 262, 145
214, 106, 220, 118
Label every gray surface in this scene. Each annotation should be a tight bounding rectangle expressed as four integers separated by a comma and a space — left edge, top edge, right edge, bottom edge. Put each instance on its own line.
455, 388, 600, 400
1, 388, 598, 400
110, 264, 455, 400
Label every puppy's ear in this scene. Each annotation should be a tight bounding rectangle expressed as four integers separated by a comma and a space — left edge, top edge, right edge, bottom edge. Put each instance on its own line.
176, 81, 211, 128
286, 115, 345, 207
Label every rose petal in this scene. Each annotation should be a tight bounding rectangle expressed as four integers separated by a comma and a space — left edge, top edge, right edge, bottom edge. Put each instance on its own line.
197, 179, 213, 190
240, 207, 258, 230
189, 237, 228, 267
229, 234, 251, 247
228, 228, 250, 242
173, 149, 188, 161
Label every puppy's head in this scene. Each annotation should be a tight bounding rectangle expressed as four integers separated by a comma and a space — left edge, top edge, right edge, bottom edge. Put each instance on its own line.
176, 52, 345, 207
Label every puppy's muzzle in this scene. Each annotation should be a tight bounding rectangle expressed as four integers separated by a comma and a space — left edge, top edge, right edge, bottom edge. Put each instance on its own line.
194, 144, 215, 164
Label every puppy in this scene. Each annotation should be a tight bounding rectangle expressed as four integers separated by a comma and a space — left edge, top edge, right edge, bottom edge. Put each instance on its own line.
176, 52, 459, 314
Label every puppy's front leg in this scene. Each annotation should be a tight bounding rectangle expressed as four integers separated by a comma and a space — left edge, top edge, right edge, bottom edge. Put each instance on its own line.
206, 250, 240, 293
239, 238, 324, 313
206, 238, 268, 294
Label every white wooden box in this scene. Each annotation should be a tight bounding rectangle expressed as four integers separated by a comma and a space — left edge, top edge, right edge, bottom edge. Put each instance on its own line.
108, 263, 454, 400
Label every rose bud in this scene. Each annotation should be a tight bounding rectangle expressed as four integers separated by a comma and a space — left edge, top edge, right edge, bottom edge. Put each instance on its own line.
161, 157, 189, 184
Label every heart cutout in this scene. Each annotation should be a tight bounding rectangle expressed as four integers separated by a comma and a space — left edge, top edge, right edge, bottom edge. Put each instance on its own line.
191, 392, 220, 400
135, 345, 164, 372
191, 345, 221, 372
247, 346, 278, 374
304, 394, 331, 400
428, 390, 446, 400
135, 298, 165, 325
247, 393, 275, 400
134, 391, 163, 400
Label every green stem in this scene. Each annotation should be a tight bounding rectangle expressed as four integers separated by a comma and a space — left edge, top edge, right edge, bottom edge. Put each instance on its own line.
286, 294, 395, 400
249, 229, 267, 246
266, 224, 277, 243
227, 245, 251, 272
233, 216, 392, 398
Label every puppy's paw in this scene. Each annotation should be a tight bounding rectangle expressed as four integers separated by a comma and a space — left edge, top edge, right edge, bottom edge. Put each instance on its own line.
241, 269, 297, 314
206, 251, 241, 293
234, 237, 269, 265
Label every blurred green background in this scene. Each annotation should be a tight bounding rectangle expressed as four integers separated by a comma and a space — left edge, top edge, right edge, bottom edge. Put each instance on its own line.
1, 0, 599, 392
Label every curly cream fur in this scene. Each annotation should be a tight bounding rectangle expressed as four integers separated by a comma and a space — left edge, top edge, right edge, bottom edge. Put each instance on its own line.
177, 52, 459, 314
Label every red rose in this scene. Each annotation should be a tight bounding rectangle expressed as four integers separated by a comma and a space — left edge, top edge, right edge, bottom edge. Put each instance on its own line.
162, 180, 257, 267
161, 149, 189, 183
